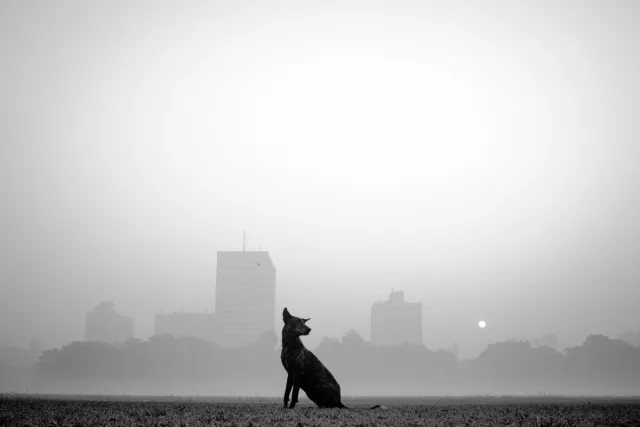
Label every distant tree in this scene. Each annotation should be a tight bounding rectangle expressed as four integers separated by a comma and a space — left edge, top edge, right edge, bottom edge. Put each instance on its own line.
338, 329, 369, 378
341, 329, 367, 348
583, 334, 613, 349
619, 330, 640, 347
316, 337, 340, 353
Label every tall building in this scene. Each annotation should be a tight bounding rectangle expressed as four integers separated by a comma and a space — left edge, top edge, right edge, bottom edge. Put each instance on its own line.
84, 301, 134, 344
371, 290, 422, 347
215, 250, 276, 347
154, 312, 216, 342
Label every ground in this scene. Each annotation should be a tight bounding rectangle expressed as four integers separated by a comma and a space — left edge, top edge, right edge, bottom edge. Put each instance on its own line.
1, 397, 640, 427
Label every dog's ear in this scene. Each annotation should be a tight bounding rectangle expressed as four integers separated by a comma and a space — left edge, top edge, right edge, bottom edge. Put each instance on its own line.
283, 308, 291, 323
303, 318, 310, 323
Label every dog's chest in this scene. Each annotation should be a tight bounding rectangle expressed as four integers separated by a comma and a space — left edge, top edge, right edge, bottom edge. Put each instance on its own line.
281, 346, 305, 371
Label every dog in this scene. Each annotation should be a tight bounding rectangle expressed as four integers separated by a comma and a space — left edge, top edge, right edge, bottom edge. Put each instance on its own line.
280, 307, 347, 408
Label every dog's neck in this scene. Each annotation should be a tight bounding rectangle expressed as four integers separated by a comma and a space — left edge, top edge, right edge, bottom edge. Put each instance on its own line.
282, 335, 305, 352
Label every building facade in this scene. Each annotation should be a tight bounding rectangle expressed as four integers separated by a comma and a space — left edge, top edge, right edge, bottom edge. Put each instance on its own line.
214, 251, 276, 347
84, 301, 134, 344
154, 312, 216, 342
371, 290, 422, 347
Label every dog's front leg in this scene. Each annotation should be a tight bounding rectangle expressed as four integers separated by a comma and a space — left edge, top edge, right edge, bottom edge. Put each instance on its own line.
283, 372, 293, 408
289, 373, 302, 408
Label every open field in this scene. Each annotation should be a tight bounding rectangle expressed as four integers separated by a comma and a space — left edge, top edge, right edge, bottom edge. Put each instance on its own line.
2, 397, 640, 427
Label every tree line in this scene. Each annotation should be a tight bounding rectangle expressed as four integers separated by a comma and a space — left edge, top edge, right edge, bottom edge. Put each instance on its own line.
6, 331, 640, 396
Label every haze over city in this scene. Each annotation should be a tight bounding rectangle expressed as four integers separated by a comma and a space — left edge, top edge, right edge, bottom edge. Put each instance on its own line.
2, 0, 640, 362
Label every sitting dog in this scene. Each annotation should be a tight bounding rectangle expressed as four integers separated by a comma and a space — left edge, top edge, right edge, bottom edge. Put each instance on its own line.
280, 307, 346, 408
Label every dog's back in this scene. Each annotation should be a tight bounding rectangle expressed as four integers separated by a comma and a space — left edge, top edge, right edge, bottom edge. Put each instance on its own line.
281, 308, 346, 408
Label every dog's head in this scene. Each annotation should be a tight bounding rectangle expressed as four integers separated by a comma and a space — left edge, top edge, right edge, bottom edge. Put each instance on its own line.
282, 307, 311, 339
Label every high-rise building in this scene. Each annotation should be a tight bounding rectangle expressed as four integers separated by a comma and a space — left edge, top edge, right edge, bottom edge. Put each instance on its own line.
371, 290, 422, 347
214, 251, 276, 347
154, 312, 216, 342
84, 301, 134, 344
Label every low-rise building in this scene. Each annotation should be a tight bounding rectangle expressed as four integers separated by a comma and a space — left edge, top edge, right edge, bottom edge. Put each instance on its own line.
371, 290, 422, 347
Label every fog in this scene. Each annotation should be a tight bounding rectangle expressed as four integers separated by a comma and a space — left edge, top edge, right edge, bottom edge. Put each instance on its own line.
1, 0, 640, 374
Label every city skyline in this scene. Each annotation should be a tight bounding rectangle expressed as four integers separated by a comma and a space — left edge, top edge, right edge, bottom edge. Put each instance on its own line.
4, 246, 640, 360
53, 269, 638, 361
2, 0, 640, 362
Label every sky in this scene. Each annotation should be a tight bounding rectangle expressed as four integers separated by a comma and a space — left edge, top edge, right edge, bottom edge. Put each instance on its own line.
1, 0, 639, 359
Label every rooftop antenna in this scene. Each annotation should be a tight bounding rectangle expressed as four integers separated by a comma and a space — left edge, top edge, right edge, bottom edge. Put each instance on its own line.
243, 230, 246, 252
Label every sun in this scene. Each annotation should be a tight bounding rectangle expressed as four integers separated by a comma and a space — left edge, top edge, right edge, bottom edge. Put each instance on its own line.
478, 320, 487, 329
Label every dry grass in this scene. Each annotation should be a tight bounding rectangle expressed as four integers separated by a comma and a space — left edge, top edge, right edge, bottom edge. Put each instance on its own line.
1, 398, 639, 427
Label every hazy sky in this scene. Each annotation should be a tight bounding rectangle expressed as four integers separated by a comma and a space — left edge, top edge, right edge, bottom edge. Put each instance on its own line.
1, 0, 639, 358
